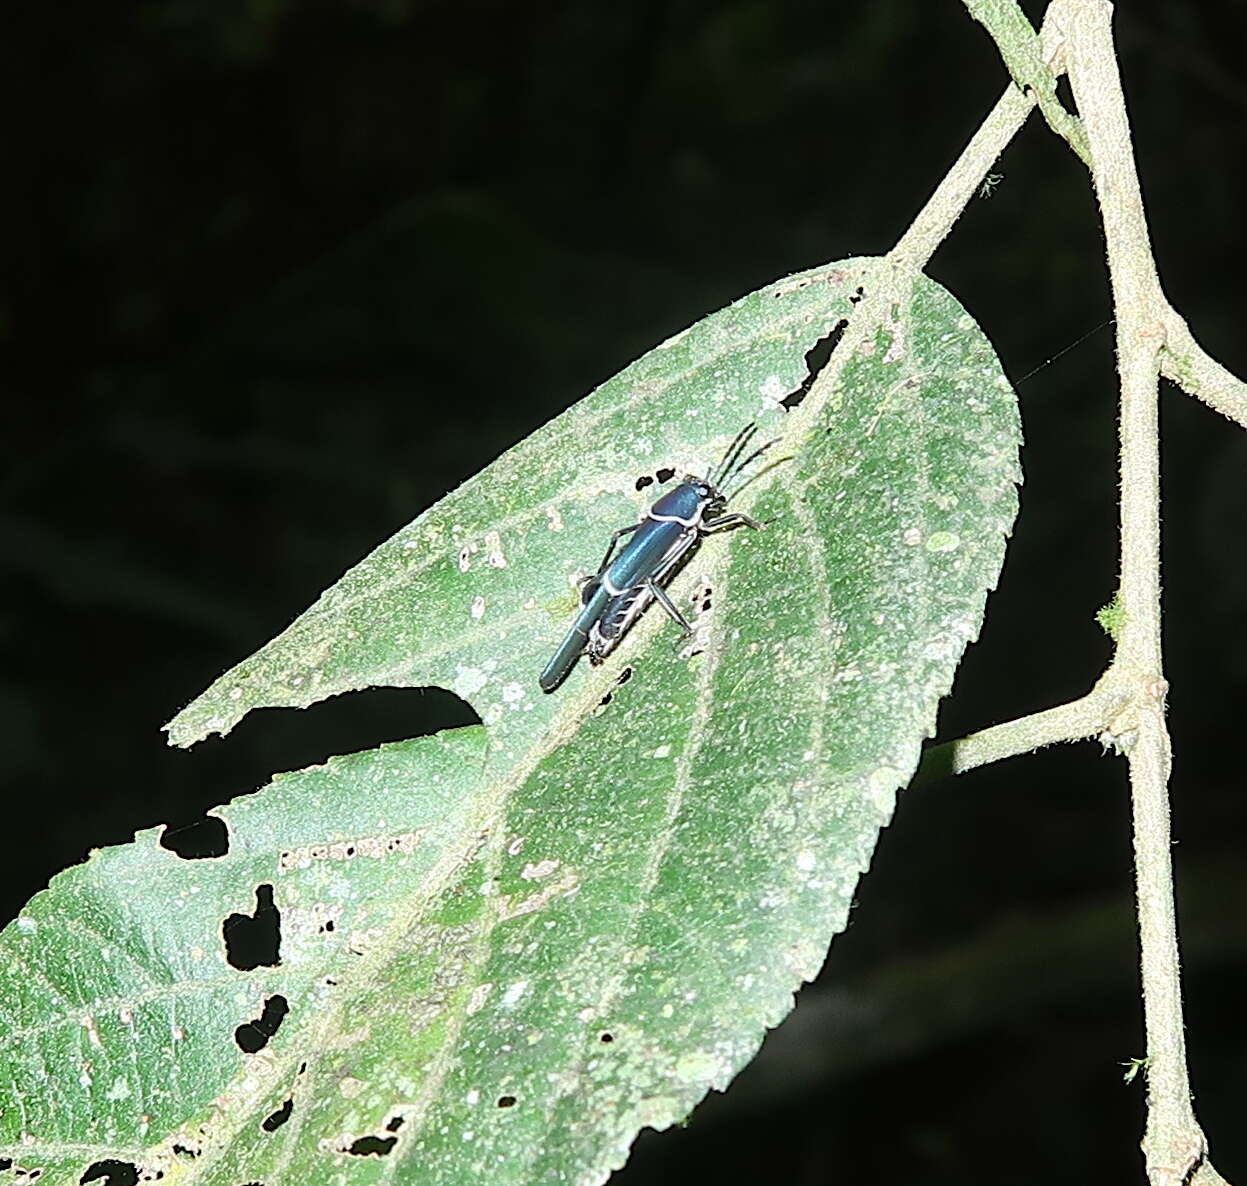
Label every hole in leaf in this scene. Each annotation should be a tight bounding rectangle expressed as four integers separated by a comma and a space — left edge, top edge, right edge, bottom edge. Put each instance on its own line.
234, 993, 290, 1053
261, 1098, 293, 1132
223, 884, 281, 971
692, 581, 714, 615
223, 687, 480, 783
160, 815, 228, 859
781, 321, 845, 410
344, 1136, 398, 1157
599, 1031, 615, 1043
849, 286, 864, 304
170, 1144, 198, 1159
497, 1095, 517, 1108
80, 1162, 139, 1186
1055, 75, 1078, 116
385, 1115, 405, 1132
595, 665, 634, 711
656, 467, 676, 484
634, 475, 654, 491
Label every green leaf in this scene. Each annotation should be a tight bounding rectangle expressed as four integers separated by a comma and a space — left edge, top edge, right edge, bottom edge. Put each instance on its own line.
1, 258, 1021, 1184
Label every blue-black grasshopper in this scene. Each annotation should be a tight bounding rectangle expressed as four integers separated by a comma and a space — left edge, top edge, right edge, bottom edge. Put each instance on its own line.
539, 424, 777, 693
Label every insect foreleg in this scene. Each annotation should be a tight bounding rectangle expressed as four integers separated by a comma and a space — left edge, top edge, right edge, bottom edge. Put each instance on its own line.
702, 512, 763, 532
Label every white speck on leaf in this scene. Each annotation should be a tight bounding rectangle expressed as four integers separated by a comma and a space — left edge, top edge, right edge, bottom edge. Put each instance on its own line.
759, 374, 788, 406
484, 530, 507, 568
674, 1050, 720, 1084
501, 682, 524, 704
796, 850, 817, 872
454, 666, 489, 697
926, 531, 960, 553
883, 315, 906, 364
522, 859, 560, 881
546, 506, 564, 531
501, 980, 529, 1009
902, 526, 922, 546
652, 744, 672, 759
471, 596, 486, 620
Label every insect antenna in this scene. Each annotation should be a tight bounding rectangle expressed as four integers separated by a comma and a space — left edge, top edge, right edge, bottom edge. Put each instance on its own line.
724, 437, 782, 498
709, 423, 757, 487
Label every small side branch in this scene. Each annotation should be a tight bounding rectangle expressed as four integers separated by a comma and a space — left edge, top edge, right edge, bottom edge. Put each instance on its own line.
913, 668, 1132, 787
1159, 313, 1247, 430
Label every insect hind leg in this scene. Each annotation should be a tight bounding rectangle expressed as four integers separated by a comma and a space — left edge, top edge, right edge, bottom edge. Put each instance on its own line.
594, 521, 641, 574
645, 579, 694, 636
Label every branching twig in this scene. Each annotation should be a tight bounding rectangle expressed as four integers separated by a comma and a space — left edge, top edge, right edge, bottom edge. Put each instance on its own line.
1058, 6, 1209, 1176
965, 0, 1247, 432
931, 1, 1235, 1182
804, 8, 1236, 1172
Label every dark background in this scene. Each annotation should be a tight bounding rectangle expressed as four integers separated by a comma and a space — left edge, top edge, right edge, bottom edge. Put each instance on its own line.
3, 1, 1245, 1182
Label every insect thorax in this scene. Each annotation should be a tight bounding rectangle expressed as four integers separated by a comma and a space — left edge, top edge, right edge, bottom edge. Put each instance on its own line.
649, 479, 718, 524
